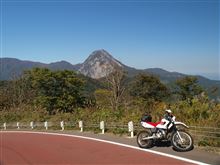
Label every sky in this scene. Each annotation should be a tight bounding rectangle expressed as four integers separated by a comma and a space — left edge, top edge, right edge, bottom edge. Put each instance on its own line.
0, 0, 219, 80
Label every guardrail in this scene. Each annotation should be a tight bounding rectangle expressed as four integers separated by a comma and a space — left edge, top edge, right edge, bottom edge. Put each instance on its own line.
1, 121, 220, 147
188, 126, 220, 148
0, 121, 135, 137
189, 126, 220, 138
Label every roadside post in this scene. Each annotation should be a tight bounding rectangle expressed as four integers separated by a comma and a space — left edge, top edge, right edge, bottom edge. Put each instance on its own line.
128, 121, 134, 138
3, 122, 6, 130
100, 121, 105, 134
44, 121, 48, 130
79, 121, 83, 132
30, 121, 34, 129
61, 121, 64, 131
17, 122, 20, 129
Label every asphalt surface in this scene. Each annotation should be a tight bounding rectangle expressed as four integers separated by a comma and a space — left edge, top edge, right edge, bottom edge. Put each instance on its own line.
0, 130, 220, 165
50, 130, 220, 165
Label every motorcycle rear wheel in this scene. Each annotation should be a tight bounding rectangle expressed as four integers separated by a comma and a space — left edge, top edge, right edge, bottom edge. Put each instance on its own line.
137, 130, 153, 148
171, 130, 194, 152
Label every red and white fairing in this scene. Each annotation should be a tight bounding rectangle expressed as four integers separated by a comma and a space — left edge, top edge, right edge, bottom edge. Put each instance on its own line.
141, 116, 176, 129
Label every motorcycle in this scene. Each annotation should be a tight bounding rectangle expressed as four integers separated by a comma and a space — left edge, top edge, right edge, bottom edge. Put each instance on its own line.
137, 115, 193, 152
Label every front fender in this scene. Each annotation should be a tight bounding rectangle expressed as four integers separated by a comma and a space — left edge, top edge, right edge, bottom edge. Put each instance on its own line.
174, 121, 189, 128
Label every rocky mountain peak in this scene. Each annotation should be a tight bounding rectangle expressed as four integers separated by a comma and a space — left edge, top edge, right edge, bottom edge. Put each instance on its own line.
79, 49, 123, 79
85, 49, 112, 61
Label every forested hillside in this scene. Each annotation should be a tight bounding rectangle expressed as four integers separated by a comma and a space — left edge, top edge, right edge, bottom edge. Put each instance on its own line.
0, 67, 219, 128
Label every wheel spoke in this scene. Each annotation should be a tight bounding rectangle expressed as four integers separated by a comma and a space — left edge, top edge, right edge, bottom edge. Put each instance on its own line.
172, 131, 193, 151
137, 131, 153, 148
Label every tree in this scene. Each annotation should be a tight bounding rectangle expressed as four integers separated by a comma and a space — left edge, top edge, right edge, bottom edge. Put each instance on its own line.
105, 67, 127, 111
0, 81, 12, 110
175, 76, 204, 101
25, 68, 85, 114
129, 73, 169, 111
0, 76, 34, 110
94, 89, 112, 109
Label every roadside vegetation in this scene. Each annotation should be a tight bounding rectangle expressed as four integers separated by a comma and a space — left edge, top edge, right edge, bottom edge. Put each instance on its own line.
0, 68, 220, 147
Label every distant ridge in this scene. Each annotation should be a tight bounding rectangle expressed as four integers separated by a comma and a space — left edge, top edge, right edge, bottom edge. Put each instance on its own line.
0, 58, 80, 80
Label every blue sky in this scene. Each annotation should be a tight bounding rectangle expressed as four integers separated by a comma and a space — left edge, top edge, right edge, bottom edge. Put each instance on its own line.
0, 0, 219, 80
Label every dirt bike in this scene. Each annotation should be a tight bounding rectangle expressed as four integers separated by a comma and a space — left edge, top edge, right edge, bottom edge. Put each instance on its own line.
137, 115, 193, 152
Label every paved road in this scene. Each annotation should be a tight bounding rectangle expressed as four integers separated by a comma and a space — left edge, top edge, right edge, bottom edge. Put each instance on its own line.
0, 131, 199, 165
68, 131, 220, 165
0, 131, 219, 165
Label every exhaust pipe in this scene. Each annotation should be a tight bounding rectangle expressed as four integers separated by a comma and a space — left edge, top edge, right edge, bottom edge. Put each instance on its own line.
142, 135, 157, 140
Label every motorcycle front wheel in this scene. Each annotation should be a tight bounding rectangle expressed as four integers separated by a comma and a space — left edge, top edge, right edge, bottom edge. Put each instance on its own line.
136, 130, 153, 148
171, 130, 194, 152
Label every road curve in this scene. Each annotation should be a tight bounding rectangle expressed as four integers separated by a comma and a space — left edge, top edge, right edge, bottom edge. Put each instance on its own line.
0, 132, 198, 165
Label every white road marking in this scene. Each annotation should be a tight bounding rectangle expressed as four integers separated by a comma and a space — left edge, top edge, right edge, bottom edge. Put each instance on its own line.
1, 131, 210, 165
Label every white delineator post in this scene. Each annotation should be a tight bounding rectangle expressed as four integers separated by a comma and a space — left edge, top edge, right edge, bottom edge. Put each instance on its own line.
128, 121, 134, 138
30, 121, 34, 129
3, 122, 6, 130
60, 121, 64, 131
17, 122, 20, 129
44, 121, 48, 130
79, 121, 83, 132
100, 121, 105, 134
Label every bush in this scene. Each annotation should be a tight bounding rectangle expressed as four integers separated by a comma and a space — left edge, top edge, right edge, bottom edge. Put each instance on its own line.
198, 140, 210, 146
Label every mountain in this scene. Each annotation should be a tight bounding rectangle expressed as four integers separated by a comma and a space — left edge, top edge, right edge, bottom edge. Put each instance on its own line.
0, 49, 124, 80
0, 49, 219, 98
79, 49, 123, 79
47, 61, 81, 71
0, 58, 80, 80
143, 68, 220, 97
144, 68, 220, 88
0, 58, 45, 80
